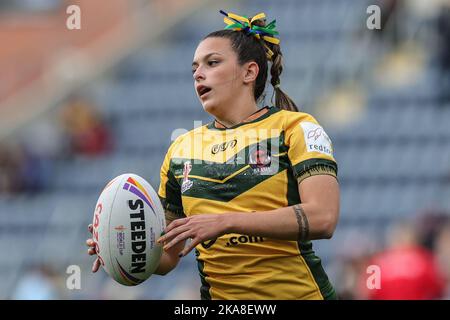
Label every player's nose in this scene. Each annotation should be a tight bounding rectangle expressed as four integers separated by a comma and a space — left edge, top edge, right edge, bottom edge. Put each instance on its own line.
193, 68, 205, 82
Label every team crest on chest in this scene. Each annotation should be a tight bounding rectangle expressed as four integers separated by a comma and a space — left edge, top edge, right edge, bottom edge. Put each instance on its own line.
181, 161, 193, 193
248, 144, 274, 175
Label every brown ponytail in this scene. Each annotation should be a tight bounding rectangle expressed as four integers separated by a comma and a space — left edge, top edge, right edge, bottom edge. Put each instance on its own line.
267, 43, 298, 112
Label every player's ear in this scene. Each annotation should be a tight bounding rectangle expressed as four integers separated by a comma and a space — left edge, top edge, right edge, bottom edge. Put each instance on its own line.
242, 61, 259, 84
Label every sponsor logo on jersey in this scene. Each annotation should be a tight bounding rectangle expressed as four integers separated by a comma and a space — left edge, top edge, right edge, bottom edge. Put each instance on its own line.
301, 122, 333, 156
201, 238, 217, 249
181, 161, 193, 193
226, 235, 265, 247
200, 235, 265, 250
308, 127, 322, 141
211, 139, 237, 155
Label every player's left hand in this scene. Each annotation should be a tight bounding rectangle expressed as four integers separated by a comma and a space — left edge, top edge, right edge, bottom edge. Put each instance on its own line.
157, 214, 229, 257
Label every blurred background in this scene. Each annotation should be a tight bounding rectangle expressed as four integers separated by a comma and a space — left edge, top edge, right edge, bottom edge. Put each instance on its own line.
0, 0, 450, 300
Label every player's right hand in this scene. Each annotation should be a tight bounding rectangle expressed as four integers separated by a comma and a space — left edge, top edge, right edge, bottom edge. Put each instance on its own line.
86, 224, 101, 273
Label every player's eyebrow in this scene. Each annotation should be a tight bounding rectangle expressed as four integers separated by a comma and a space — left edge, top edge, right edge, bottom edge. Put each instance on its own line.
192, 52, 223, 67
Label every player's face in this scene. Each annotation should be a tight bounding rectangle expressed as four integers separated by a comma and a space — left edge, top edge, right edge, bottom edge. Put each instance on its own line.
192, 37, 245, 115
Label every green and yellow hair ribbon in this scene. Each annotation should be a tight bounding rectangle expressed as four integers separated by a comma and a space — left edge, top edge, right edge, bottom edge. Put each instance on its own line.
219, 10, 280, 60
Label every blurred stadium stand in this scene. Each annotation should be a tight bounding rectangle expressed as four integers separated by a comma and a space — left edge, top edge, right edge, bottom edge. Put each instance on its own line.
1, 0, 450, 299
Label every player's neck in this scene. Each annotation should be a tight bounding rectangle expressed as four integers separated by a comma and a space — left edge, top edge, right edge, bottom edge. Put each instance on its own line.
214, 96, 260, 128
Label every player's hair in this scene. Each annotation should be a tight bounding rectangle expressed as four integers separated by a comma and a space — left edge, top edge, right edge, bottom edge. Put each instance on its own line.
204, 21, 298, 112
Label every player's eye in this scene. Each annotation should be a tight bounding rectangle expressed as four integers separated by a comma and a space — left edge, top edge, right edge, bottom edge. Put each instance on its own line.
192, 60, 219, 74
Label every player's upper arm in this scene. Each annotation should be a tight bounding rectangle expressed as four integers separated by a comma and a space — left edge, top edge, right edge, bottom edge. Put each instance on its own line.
284, 113, 340, 237
164, 207, 186, 224
158, 139, 185, 218
298, 174, 340, 232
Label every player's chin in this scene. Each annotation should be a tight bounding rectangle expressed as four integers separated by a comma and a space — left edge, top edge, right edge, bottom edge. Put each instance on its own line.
200, 99, 218, 114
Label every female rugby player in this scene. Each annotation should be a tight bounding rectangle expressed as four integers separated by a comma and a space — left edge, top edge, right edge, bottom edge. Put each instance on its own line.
87, 10, 340, 300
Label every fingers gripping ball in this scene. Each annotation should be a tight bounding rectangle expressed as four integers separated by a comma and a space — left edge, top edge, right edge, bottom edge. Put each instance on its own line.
92, 173, 166, 286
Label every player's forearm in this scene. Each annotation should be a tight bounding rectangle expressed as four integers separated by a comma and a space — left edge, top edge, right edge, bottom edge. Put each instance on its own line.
154, 239, 185, 275
224, 203, 338, 241
154, 251, 178, 275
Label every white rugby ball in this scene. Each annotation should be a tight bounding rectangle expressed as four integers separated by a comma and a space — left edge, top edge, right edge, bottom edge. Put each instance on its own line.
92, 173, 166, 286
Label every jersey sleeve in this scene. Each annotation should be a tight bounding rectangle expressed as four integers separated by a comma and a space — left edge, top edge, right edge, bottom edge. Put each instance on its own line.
158, 140, 186, 221
285, 113, 338, 183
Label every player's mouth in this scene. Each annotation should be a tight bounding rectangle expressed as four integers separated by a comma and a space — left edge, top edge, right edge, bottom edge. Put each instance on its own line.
196, 85, 212, 99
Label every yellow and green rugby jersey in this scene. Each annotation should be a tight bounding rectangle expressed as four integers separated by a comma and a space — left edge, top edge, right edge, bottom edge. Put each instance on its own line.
158, 106, 338, 300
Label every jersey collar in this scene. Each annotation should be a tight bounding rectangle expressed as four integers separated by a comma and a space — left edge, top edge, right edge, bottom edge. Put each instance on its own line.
207, 106, 280, 130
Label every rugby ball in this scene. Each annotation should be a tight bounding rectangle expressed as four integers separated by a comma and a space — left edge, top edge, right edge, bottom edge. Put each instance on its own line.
92, 173, 166, 286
